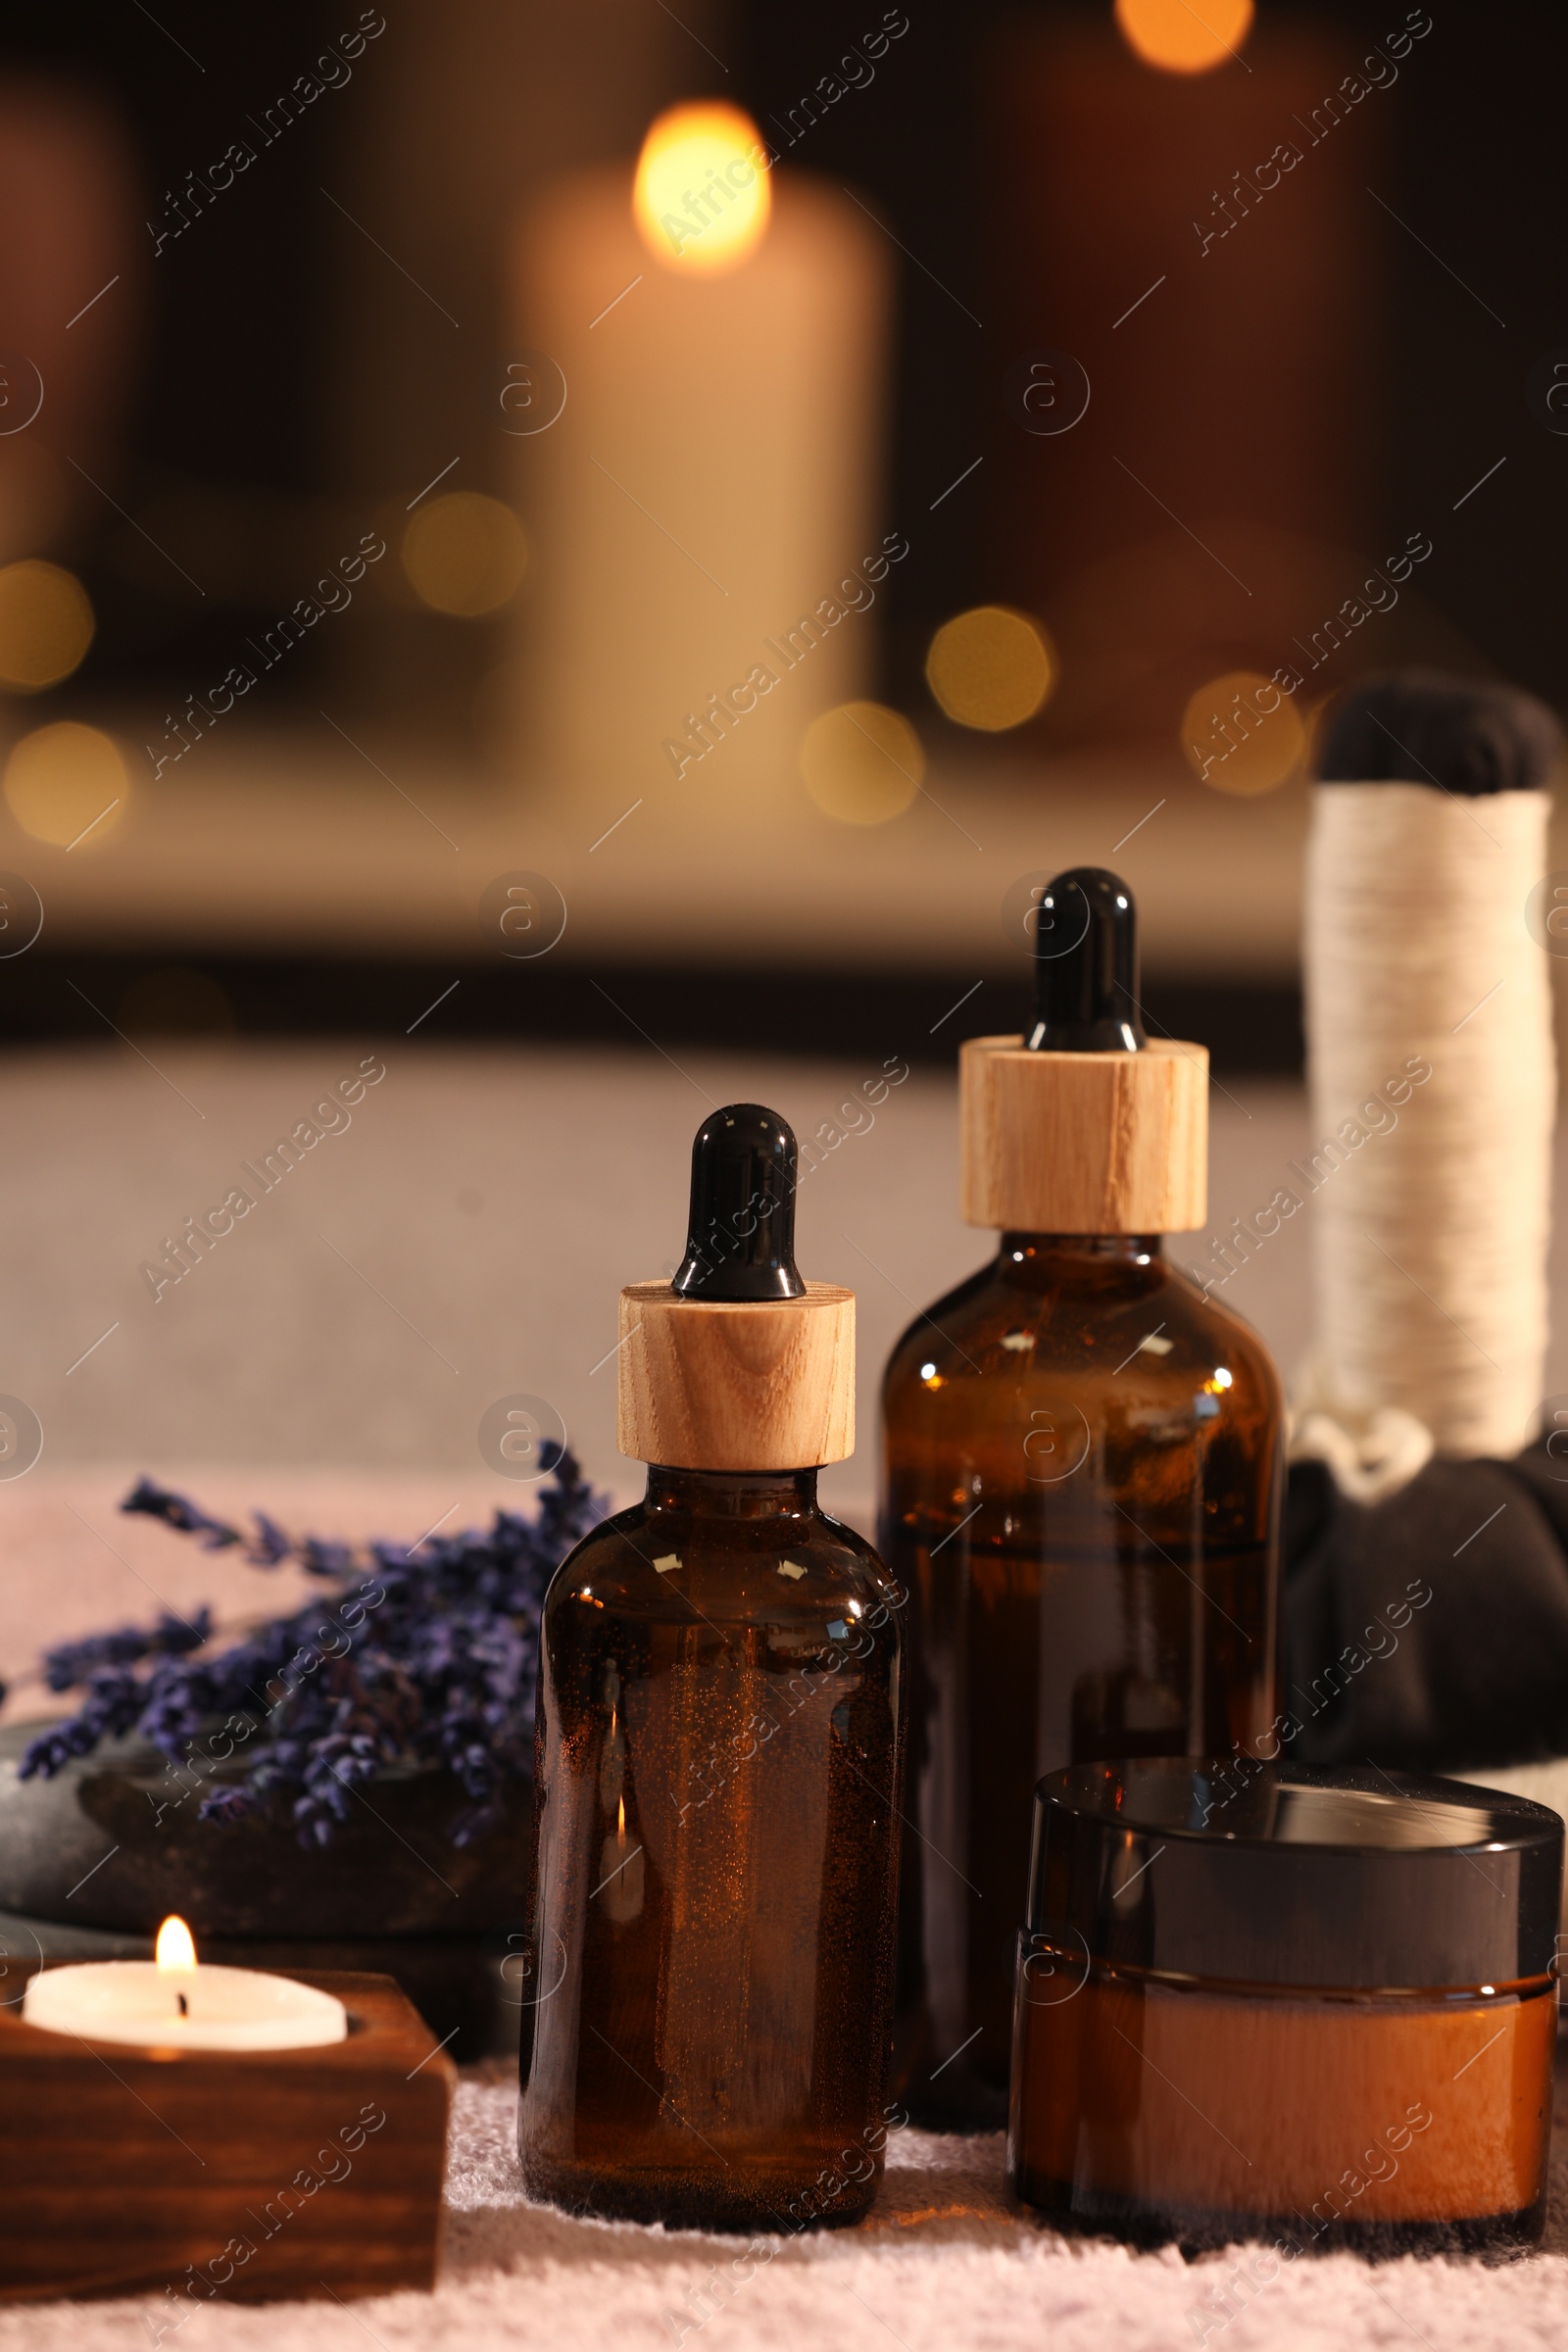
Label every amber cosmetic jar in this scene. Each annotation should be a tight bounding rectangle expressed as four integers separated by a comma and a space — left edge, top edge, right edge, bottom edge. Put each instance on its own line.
1008, 1758, 1563, 2253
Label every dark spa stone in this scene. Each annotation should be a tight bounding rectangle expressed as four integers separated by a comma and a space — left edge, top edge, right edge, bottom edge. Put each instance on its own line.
1315, 669, 1562, 796
1284, 1435, 1568, 1771
0, 1724, 533, 2056
0, 1721, 528, 1938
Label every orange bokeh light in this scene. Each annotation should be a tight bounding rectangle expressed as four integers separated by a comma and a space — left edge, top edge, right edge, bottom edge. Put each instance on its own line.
1182, 669, 1305, 796
1114, 0, 1254, 74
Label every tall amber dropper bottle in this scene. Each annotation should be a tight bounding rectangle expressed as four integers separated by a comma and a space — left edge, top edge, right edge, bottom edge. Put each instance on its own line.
880, 869, 1282, 2128
519, 1104, 905, 2228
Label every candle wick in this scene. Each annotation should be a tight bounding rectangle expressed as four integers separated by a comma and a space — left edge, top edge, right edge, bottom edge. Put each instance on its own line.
176, 1991, 189, 2018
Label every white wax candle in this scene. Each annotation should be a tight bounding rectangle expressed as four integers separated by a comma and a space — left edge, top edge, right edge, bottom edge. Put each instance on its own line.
510, 107, 890, 841
23, 1945, 348, 2053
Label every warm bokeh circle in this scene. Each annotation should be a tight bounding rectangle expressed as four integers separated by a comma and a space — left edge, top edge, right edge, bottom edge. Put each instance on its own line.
926, 606, 1056, 731
801, 702, 924, 824
1114, 0, 1253, 74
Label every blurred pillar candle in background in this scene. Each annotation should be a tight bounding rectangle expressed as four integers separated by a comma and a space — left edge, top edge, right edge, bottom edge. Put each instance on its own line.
988, 19, 1386, 747
510, 104, 891, 840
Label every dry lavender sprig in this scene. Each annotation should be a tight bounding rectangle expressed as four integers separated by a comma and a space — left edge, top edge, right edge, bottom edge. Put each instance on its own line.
20, 1449, 607, 1847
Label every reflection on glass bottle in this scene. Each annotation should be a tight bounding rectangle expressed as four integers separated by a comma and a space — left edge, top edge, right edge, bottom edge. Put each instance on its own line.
518, 1105, 905, 2228
880, 872, 1282, 2128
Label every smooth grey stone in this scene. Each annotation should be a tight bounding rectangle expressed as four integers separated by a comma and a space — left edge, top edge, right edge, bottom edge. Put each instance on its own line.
0, 1722, 529, 1937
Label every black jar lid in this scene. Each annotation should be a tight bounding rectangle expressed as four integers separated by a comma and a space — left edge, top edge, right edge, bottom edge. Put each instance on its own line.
1027, 1759, 1564, 1992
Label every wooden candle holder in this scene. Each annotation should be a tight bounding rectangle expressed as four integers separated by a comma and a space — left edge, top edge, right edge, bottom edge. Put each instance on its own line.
0, 1970, 454, 2305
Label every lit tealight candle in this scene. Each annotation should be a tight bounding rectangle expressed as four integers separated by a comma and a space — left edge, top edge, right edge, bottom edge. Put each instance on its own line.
21, 1915, 348, 2052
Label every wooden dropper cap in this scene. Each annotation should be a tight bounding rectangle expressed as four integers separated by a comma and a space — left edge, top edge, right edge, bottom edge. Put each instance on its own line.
616, 1103, 855, 1471
960, 866, 1207, 1235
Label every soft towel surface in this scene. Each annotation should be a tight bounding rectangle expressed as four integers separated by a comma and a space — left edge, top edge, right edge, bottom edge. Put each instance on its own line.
2, 2063, 1565, 2347
3, 1445, 1567, 2344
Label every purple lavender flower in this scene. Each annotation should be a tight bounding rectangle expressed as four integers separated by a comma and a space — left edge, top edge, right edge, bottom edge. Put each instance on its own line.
41, 1609, 212, 1693
122, 1481, 242, 1549
246, 1513, 291, 1568
21, 1453, 607, 1847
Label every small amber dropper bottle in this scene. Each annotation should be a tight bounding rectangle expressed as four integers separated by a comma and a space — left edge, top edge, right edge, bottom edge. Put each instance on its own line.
519, 1104, 905, 2229
880, 869, 1282, 2129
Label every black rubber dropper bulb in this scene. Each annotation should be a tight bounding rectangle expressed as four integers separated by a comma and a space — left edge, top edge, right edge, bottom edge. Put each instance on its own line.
671, 1102, 808, 1301
1026, 866, 1146, 1054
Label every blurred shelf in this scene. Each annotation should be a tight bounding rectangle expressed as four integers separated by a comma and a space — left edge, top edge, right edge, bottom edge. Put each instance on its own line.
0, 723, 1310, 975
0, 950, 1305, 1071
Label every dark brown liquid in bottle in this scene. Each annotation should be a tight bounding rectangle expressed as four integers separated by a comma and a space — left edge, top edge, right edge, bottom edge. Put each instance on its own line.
518, 1466, 905, 2229
880, 1236, 1281, 2127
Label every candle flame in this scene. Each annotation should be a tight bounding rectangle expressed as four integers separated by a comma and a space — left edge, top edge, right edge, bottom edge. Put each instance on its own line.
617, 1796, 626, 1838
633, 102, 770, 274
156, 1915, 197, 1972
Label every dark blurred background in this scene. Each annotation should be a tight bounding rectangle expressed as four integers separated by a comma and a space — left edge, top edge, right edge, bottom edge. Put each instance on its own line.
0, 0, 1556, 1067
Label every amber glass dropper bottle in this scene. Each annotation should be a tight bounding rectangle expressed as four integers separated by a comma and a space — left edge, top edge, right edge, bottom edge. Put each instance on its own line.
880, 868, 1282, 2129
519, 1104, 906, 2229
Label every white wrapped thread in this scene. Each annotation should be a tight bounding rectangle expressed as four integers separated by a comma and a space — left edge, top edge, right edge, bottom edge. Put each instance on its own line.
1299, 781, 1553, 1460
